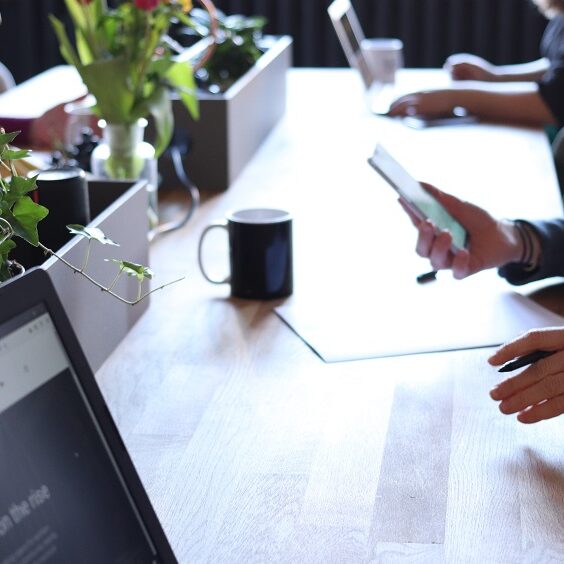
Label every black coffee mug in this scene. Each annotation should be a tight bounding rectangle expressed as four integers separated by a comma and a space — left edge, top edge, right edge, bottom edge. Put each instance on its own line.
198, 208, 293, 300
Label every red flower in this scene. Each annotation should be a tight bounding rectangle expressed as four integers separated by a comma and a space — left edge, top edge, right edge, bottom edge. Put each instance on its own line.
135, 0, 160, 10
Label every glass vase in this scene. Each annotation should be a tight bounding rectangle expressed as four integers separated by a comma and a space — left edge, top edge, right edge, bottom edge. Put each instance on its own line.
90, 118, 159, 227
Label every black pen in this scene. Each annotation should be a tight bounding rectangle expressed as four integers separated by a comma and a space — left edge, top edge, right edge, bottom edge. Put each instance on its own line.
497, 350, 556, 373
416, 270, 437, 284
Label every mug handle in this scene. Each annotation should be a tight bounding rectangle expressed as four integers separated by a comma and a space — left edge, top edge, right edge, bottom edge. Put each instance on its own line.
197, 220, 231, 284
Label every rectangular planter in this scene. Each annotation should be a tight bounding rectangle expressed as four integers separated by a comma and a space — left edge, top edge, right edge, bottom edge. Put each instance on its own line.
41, 179, 150, 372
159, 35, 293, 192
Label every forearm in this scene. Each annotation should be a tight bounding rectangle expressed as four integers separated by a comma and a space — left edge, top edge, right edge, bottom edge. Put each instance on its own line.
491, 58, 550, 82
448, 88, 558, 126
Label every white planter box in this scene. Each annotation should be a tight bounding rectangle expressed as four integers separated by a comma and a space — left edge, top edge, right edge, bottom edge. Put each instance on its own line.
42, 179, 150, 372
159, 35, 293, 192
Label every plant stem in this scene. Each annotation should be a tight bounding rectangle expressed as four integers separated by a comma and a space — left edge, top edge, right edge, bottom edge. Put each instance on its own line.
81, 239, 92, 272
133, 13, 154, 106
81, 2, 99, 60
38, 242, 184, 305
107, 268, 123, 292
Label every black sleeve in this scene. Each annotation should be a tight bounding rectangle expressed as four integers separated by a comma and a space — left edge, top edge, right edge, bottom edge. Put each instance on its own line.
498, 218, 564, 285
537, 15, 564, 126
538, 68, 564, 126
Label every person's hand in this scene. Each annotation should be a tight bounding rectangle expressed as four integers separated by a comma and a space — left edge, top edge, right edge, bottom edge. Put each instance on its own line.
444, 53, 498, 82
28, 102, 70, 149
387, 90, 455, 118
488, 328, 564, 423
398, 183, 522, 279
29, 97, 99, 150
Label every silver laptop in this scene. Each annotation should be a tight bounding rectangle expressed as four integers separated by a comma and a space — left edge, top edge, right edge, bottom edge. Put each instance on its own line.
328, 0, 398, 114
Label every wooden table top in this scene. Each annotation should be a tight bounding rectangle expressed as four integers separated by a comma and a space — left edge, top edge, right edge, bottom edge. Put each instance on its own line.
97, 69, 564, 563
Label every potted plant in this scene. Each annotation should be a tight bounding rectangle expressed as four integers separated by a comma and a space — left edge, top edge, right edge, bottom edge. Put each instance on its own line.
50, 0, 202, 161
161, 9, 293, 191
182, 8, 268, 93
49, 0, 219, 224
0, 129, 179, 303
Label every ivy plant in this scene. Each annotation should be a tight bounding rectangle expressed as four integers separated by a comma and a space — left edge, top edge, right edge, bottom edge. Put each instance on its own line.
0, 130, 181, 304
0, 130, 48, 281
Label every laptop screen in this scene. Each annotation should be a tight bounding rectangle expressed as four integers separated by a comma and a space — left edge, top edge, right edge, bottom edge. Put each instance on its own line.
328, 0, 373, 88
0, 303, 158, 562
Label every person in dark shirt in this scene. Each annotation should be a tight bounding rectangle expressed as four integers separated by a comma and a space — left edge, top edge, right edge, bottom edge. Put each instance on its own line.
388, 0, 564, 127
398, 181, 564, 424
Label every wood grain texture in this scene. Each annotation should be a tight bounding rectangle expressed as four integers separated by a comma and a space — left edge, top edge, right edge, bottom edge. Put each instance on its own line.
96, 69, 564, 563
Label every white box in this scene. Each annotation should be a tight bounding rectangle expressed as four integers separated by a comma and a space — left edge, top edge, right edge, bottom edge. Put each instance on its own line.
159, 35, 293, 192
42, 179, 150, 372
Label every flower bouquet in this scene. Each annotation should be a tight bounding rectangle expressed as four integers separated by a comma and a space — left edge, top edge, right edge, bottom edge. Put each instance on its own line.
50, 0, 205, 180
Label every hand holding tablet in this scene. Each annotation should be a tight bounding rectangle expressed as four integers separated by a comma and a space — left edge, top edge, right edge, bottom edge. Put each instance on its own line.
367, 144, 468, 252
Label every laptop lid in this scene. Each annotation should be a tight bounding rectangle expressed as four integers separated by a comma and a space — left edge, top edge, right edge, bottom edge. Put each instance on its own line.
0, 268, 176, 563
328, 0, 374, 89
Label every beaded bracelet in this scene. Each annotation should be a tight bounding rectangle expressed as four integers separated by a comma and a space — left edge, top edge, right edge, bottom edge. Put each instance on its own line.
513, 220, 539, 271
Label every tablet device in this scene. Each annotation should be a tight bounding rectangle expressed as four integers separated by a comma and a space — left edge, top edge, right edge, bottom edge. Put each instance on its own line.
368, 144, 468, 251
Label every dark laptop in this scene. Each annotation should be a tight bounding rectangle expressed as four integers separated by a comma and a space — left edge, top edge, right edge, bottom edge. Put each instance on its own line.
0, 268, 176, 563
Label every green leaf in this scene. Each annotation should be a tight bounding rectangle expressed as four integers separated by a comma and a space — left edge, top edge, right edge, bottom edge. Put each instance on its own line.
0, 239, 16, 262
10, 196, 49, 246
167, 60, 199, 120
146, 87, 173, 158
2, 149, 31, 161
79, 57, 136, 123
75, 28, 95, 66
64, 0, 88, 31
0, 131, 20, 145
3, 175, 38, 207
49, 15, 82, 69
148, 57, 175, 80
67, 224, 120, 246
9, 175, 37, 196
0, 239, 16, 283
106, 259, 154, 281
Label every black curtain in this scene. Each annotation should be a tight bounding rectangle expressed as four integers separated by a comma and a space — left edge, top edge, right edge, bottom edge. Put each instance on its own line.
0, 0, 68, 83
212, 0, 548, 67
0, 0, 550, 84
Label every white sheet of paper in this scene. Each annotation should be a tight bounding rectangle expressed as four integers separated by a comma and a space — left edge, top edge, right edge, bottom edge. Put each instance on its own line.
275, 271, 564, 362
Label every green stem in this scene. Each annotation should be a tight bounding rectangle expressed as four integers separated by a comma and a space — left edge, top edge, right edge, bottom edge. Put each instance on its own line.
133, 14, 154, 106
107, 267, 124, 292
81, 239, 92, 272
80, 2, 99, 60
38, 242, 185, 306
